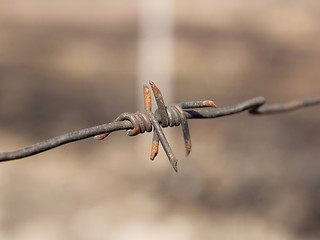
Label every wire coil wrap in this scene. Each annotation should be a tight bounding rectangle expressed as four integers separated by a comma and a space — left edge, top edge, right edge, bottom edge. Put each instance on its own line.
119, 104, 187, 136
1, 81, 318, 172
116, 112, 152, 136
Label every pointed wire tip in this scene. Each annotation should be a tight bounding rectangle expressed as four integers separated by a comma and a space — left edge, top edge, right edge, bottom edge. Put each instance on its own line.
148, 81, 155, 90
185, 140, 192, 156
172, 160, 178, 172
150, 153, 157, 161
150, 141, 159, 160
203, 100, 217, 107
143, 85, 150, 92
94, 133, 110, 140
168, 155, 178, 172
144, 86, 152, 111
148, 81, 178, 172
149, 81, 161, 96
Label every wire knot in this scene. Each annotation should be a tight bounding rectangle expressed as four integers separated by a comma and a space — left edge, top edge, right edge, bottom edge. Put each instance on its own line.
119, 104, 186, 137
117, 112, 153, 136
154, 105, 184, 128
94, 81, 216, 172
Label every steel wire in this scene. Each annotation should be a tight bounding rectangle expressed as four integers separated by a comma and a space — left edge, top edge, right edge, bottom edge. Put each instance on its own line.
0, 82, 319, 172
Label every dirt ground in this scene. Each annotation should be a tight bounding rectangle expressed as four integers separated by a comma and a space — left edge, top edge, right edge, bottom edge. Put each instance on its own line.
0, 1, 320, 239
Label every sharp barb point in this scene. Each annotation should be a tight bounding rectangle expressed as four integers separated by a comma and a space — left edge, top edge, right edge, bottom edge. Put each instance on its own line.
94, 133, 110, 140
150, 140, 159, 160
0, 81, 319, 175
172, 159, 178, 172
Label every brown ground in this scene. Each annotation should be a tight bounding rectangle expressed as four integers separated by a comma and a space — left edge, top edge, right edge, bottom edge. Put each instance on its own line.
0, 1, 320, 239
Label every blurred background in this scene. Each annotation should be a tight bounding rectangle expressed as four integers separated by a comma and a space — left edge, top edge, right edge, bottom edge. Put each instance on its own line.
0, 0, 320, 239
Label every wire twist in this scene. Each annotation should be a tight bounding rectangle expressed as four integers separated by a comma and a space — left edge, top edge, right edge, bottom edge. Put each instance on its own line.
108, 105, 187, 136
0, 81, 319, 172
94, 81, 216, 171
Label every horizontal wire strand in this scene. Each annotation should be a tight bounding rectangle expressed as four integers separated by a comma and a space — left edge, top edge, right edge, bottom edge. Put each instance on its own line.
0, 95, 319, 162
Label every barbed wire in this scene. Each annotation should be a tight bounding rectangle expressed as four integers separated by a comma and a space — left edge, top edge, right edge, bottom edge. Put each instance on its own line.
0, 81, 319, 171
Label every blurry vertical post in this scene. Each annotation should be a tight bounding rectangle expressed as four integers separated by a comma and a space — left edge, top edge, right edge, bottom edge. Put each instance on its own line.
138, 0, 174, 108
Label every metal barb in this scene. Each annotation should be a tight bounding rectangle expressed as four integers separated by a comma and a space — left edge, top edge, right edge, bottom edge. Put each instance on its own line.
149, 81, 170, 126
94, 82, 187, 171
173, 105, 192, 156
0, 83, 319, 172
144, 84, 178, 171
93, 82, 215, 171
146, 111, 178, 172
143, 85, 152, 112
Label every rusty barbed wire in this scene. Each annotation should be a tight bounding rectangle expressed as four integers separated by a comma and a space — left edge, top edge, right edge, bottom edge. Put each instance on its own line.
0, 81, 319, 171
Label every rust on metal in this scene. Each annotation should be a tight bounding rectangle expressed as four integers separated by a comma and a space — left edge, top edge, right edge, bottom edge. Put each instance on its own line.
185, 139, 192, 156
149, 81, 169, 127
180, 100, 217, 109
146, 111, 178, 171
93, 132, 110, 140
150, 137, 159, 160
0, 81, 319, 173
144, 85, 152, 112
203, 100, 217, 107
173, 105, 192, 156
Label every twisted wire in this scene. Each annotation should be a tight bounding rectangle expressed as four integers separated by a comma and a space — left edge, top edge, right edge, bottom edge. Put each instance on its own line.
0, 82, 319, 172
114, 105, 187, 137
117, 112, 153, 136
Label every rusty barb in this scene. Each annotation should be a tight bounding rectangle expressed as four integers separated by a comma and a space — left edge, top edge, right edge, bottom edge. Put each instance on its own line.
94, 81, 216, 172
0, 81, 319, 172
